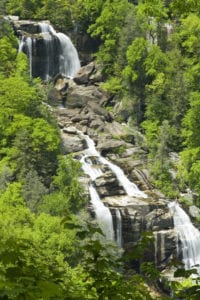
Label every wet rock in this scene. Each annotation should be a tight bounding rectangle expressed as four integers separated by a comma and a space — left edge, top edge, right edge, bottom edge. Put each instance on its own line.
145, 208, 174, 231
94, 171, 126, 197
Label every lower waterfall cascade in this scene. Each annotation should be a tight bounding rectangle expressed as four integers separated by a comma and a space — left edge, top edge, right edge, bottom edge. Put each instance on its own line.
18, 21, 80, 80
168, 201, 200, 275
79, 131, 147, 245
79, 131, 200, 272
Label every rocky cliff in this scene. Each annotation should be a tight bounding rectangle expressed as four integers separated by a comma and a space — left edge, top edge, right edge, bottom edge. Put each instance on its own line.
53, 63, 177, 271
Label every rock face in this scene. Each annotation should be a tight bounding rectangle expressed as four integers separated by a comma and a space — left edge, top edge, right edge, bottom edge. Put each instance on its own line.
53, 62, 178, 272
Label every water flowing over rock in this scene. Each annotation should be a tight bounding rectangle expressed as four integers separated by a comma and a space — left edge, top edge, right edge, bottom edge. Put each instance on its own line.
169, 201, 200, 274
13, 20, 80, 80
52, 65, 200, 278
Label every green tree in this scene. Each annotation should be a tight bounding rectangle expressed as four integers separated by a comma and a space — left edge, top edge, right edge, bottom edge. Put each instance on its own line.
39, 155, 85, 215
36, 0, 73, 31
67, 218, 154, 300
73, 0, 104, 31
6, 0, 41, 18
0, 185, 88, 299
180, 92, 200, 197
0, 35, 17, 76
122, 37, 148, 124
170, 0, 200, 17
88, 0, 131, 76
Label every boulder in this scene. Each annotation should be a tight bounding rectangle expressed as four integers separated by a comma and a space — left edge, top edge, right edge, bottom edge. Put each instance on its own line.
62, 133, 87, 154
48, 88, 64, 106
104, 121, 133, 140
189, 205, 200, 218
54, 77, 69, 93
89, 68, 103, 84
87, 102, 113, 122
63, 126, 78, 134
89, 119, 104, 130
66, 85, 107, 108
73, 62, 95, 84
96, 139, 127, 155
94, 171, 126, 197
103, 195, 150, 207
154, 229, 177, 267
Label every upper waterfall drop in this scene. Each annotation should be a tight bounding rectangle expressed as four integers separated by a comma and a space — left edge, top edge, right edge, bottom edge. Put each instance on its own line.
18, 21, 80, 80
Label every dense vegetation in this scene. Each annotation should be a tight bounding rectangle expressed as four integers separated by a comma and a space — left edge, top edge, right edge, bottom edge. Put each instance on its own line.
5, 0, 200, 202
1, 0, 200, 299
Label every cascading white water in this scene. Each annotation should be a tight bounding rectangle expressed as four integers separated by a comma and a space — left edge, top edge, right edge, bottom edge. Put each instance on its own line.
26, 37, 33, 77
18, 35, 25, 52
89, 185, 114, 241
39, 22, 80, 79
169, 201, 200, 274
80, 137, 114, 241
79, 132, 147, 244
115, 209, 122, 247
57, 33, 80, 78
18, 21, 80, 80
83, 134, 147, 198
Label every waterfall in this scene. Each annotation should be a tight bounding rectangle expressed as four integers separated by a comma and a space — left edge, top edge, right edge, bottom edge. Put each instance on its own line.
80, 137, 114, 241
18, 35, 25, 52
169, 201, 200, 274
89, 185, 114, 241
79, 132, 147, 244
115, 209, 122, 247
57, 33, 81, 78
26, 37, 33, 78
83, 134, 147, 198
18, 21, 80, 80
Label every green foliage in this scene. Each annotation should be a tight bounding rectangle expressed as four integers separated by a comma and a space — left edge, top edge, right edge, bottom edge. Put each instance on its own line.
0, 189, 87, 299
36, 0, 73, 31
74, 0, 104, 31
137, 0, 168, 21
70, 218, 154, 300
88, 0, 131, 76
171, 268, 200, 300
180, 92, 200, 195
39, 155, 86, 215
170, 0, 200, 17
6, 0, 42, 19
0, 34, 17, 76
101, 76, 123, 96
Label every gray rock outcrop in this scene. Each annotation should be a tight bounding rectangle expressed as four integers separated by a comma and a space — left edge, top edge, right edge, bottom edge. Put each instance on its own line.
54, 62, 178, 272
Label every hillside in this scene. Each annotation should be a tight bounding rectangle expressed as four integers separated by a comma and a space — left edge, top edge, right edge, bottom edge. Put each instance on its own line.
1, 1, 200, 299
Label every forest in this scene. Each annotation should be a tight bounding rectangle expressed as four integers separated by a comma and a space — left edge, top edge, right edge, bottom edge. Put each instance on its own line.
1, 0, 200, 299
